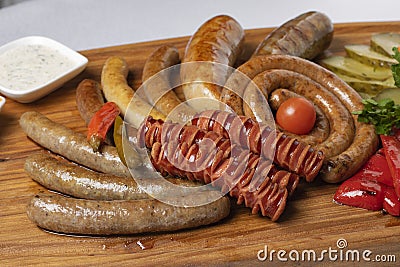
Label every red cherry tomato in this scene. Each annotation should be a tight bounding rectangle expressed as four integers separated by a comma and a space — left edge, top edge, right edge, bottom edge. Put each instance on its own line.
276, 97, 316, 135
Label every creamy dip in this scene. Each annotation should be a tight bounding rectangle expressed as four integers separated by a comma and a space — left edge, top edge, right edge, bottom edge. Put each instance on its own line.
0, 44, 75, 91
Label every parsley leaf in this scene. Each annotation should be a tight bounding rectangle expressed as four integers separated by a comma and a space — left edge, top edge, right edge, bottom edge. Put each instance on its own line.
353, 98, 400, 135
391, 47, 400, 88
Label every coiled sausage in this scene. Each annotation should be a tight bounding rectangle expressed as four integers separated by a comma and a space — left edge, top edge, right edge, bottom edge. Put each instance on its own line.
269, 88, 330, 145
222, 55, 379, 183
245, 69, 355, 160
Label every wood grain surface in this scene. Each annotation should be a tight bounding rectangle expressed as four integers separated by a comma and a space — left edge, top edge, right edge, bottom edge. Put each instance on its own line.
1, 21, 400, 267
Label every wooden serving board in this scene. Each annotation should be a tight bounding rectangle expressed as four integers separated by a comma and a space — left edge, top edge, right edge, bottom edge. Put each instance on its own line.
1, 21, 400, 267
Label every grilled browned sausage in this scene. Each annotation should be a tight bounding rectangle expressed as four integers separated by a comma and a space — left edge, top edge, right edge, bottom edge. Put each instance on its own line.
27, 193, 230, 235
181, 15, 244, 112
19, 111, 131, 178
253, 11, 333, 59
142, 45, 180, 82
222, 12, 333, 115
24, 152, 148, 200
75, 78, 114, 145
141, 45, 195, 124
25, 152, 214, 201
75, 79, 105, 125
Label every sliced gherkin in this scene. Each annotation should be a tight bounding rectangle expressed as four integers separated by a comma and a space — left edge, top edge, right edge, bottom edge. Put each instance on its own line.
374, 87, 400, 104
357, 92, 375, 100
370, 32, 400, 57
320, 56, 393, 81
345, 44, 397, 68
113, 115, 127, 167
336, 73, 396, 96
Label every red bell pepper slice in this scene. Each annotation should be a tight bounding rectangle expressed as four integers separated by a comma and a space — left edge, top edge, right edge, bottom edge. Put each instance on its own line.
380, 134, 400, 198
334, 135, 400, 216
383, 187, 400, 216
87, 102, 120, 152
334, 176, 385, 211
353, 152, 393, 187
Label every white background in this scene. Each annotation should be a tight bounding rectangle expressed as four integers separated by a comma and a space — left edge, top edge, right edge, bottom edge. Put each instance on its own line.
1, 0, 400, 51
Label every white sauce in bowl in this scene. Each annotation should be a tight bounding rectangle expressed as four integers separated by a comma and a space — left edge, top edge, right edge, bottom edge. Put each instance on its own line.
0, 44, 75, 91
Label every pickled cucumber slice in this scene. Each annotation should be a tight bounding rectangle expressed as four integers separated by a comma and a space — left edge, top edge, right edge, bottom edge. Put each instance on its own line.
345, 44, 397, 68
370, 32, 400, 57
336, 73, 396, 96
357, 92, 375, 99
320, 56, 393, 81
113, 115, 127, 166
374, 87, 400, 104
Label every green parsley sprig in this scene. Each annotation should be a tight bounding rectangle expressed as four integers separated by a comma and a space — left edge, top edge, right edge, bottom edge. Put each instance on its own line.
353, 98, 400, 135
391, 46, 400, 88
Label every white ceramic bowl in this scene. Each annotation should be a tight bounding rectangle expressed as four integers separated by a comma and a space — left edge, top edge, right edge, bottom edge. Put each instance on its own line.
0, 96, 5, 111
0, 36, 88, 103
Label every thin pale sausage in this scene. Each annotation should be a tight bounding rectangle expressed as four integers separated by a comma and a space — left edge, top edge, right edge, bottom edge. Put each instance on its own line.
101, 56, 165, 127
